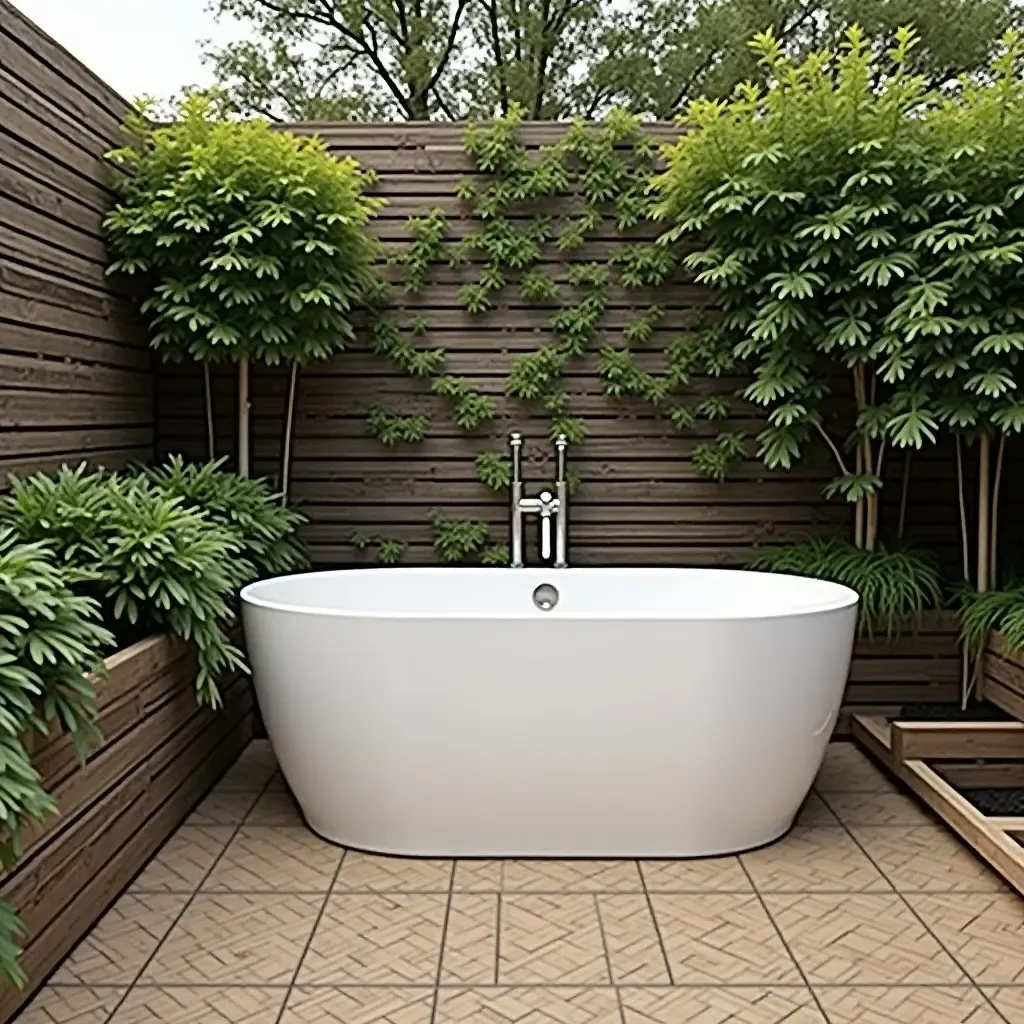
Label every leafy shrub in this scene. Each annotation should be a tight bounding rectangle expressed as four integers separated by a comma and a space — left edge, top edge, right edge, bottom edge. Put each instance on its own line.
0, 463, 305, 707
0, 529, 112, 985
138, 456, 309, 579
104, 92, 382, 370
959, 587, 1024, 655
749, 539, 943, 634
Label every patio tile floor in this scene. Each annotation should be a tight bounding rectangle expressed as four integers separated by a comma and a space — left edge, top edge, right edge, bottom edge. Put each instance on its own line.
17, 740, 1024, 1023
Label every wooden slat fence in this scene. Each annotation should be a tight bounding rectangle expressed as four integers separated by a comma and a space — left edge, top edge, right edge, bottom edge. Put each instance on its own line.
0, 0, 154, 481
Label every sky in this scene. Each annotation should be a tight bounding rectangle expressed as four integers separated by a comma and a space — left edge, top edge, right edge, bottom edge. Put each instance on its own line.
11, 0, 241, 103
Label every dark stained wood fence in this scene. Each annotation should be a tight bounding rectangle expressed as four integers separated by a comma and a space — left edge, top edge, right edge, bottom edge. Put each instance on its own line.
0, 0, 153, 481
156, 123, 972, 570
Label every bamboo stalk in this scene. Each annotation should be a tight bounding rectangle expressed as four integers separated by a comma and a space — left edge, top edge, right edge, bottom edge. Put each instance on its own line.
237, 357, 251, 478
955, 435, 970, 583
280, 363, 299, 504
854, 445, 865, 548
978, 434, 992, 593
203, 363, 216, 461
990, 434, 1007, 591
897, 450, 911, 539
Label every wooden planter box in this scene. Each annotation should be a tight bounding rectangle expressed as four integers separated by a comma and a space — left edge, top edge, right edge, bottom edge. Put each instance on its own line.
851, 630, 1024, 899
981, 633, 1024, 721
838, 611, 961, 734
0, 636, 254, 1021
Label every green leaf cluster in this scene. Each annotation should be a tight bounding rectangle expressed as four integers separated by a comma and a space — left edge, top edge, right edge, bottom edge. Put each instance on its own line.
366, 407, 429, 446
429, 513, 491, 562
349, 533, 406, 564
749, 538, 943, 634
105, 92, 382, 369
0, 529, 113, 985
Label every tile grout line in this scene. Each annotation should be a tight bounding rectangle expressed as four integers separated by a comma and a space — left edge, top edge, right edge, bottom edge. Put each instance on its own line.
102, 762, 279, 1023
428, 861, 457, 1024
273, 843, 349, 1024
493, 890, 502, 987
836, 804, 1016, 1024
593, 897, 614, 999
737, 855, 832, 1023
636, 859, 674, 986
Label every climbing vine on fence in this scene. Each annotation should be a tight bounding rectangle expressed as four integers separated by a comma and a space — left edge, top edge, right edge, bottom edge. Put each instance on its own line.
353, 105, 746, 563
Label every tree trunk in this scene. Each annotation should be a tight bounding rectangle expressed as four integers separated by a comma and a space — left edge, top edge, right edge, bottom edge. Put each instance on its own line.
280, 363, 299, 504
237, 357, 251, 478
203, 363, 216, 461
897, 451, 911, 540
977, 434, 992, 593
990, 434, 1007, 591
854, 446, 865, 549
955, 435, 970, 582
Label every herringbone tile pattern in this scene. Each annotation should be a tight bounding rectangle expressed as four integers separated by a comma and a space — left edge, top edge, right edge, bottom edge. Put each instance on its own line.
18, 740, 1024, 1024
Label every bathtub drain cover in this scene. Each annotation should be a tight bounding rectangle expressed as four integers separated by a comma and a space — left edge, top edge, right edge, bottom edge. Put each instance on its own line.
532, 583, 559, 611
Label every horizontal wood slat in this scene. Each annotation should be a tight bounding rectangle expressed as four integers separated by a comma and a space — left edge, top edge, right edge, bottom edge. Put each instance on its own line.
0, 635, 253, 1023
0, 3, 152, 481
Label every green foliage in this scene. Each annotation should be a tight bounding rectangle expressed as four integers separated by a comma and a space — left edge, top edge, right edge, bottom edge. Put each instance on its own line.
749, 539, 944, 633
480, 544, 510, 566
366, 406, 429, 446
349, 532, 406, 564
693, 432, 748, 482
390, 209, 450, 293
369, 312, 447, 377
105, 92, 381, 370
475, 452, 512, 491
429, 514, 491, 563
138, 456, 309, 578
959, 587, 1024, 654
431, 377, 496, 430
520, 270, 560, 303
207, 0, 1018, 123
0, 463, 305, 706
623, 306, 664, 346
0, 529, 112, 986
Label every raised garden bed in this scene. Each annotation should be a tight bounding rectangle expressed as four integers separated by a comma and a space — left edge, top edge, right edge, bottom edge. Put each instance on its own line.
852, 633, 1024, 898
0, 635, 253, 1021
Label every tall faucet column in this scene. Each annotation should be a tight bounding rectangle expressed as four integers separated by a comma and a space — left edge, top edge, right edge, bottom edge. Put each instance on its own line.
509, 432, 525, 567
554, 433, 569, 568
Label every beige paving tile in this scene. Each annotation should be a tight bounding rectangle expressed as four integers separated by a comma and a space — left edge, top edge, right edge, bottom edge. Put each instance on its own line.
202, 826, 343, 892
502, 859, 643, 892
597, 893, 670, 984
186, 787, 260, 826
333, 851, 452, 892
296, 892, 446, 985
141, 892, 322, 985
282, 988, 434, 1024
217, 740, 278, 791
452, 860, 503, 891
620, 986, 825, 1023
815, 986, 1002, 1023
908, 891, 1024, 984
850, 825, 1007, 892
440, 893, 497, 983
434, 987, 621, 1024
108, 986, 286, 1023
244, 788, 303, 826
814, 744, 895, 793
498, 893, 610, 984
266, 771, 290, 791
796, 792, 840, 826
52, 892, 188, 985
764, 892, 965, 985
823, 790, 932, 826
129, 825, 235, 893
741, 827, 891, 892
16, 986, 126, 1024
640, 857, 754, 893
649, 893, 801, 985
983, 986, 1024, 1023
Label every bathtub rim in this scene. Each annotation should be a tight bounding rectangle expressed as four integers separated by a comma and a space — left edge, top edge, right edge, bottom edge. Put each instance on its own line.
240, 565, 859, 622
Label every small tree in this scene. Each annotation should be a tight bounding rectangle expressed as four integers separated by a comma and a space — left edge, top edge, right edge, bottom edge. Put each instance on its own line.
655, 26, 938, 555
104, 92, 382, 489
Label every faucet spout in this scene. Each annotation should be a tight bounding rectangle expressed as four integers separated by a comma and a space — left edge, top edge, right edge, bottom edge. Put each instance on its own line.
507, 432, 570, 569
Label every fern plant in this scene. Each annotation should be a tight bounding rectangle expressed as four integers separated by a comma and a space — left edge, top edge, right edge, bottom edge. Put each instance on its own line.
0, 529, 112, 986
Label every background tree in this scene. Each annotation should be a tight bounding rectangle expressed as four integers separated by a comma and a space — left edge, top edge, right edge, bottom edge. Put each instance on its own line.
203, 0, 1021, 120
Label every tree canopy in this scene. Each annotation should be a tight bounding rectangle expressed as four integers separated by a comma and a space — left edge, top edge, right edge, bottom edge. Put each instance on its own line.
202, 0, 1021, 121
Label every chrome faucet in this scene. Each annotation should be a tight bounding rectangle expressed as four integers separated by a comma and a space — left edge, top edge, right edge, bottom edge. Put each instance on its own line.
509, 431, 569, 568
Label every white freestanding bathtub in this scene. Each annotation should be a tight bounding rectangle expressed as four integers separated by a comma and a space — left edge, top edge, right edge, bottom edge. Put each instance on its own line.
241, 567, 858, 857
